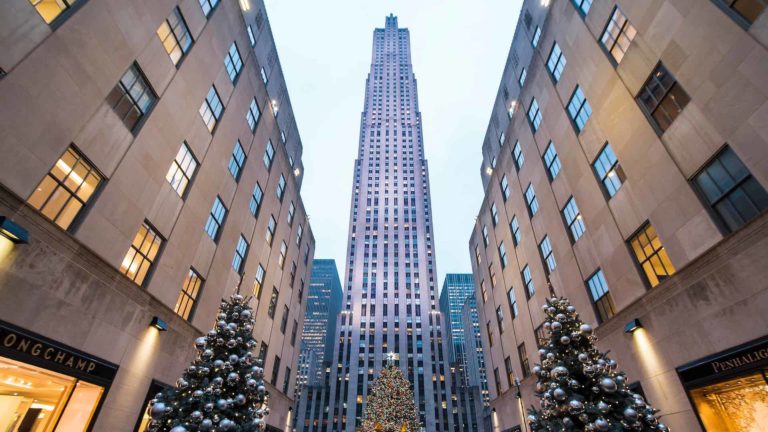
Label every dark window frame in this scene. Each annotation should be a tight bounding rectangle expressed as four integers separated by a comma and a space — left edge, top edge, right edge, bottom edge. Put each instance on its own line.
636, 62, 690, 135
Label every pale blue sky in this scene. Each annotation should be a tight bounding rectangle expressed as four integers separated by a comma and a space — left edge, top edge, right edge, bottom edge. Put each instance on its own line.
264, 0, 522, 287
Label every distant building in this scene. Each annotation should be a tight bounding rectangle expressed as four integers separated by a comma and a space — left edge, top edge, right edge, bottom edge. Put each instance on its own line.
294, 259, 342, 399
470, 1, 768, 431
0, 0, 315, 430
440, 274, 487, 432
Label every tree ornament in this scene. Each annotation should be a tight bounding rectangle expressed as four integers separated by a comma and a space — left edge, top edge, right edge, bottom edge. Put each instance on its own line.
360, 363, 421, 432
169, 427, 187, 432
600, 377, 617, 393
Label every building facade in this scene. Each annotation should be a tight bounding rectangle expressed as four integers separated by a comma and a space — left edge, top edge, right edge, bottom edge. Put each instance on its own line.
0, 0, 314, 431
440, 274, 487, 432
469, 1, 768, 431
294, 259, 342, 402
322, 15, 455, 432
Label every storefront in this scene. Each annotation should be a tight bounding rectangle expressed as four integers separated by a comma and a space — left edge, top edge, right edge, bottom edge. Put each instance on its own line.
678, 335, 768, 432
0, 320, 117, 432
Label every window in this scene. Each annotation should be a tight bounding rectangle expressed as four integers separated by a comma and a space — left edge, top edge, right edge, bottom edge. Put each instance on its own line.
507, 288, 518, 318
560, 197, 586, 243
253, 264, 265, 298
249, 183, 263, 217
531, 26, 541, 47
28, 146, 102, 230
500, 175, 511, 201
522, 265, 535, 299
571, 0, 592, 16
232, 235, 248, 274
481, 280, 488, 302
510, 216, 521, 246
246, 24, 256, 46
199, 0, 219, 17
496, 306, 505, 333
482, 225, 489, 247
271, 355, 280, 385
30, 0, 83, 24
637, 63, 690, 133
491, 203, 499, 226
280, 305, 289, 333
505, 357, 514, 387
546, 42, 566, 82
629, 223, 676, 287
487, 321, 494, 347
120, 221, 162, 286
165, 142, 197, 197
228, 140, 246, 180
693, 146, 768, 232
567, 86, 592, 133
539, 236, 556, 273
518, 68, 527, 87
287, 202, 296, 226
157, 7, 192, 66
593, 143, 626, 197
174, 269, 203, 320
527, 98, 542, 131
712, 0, 766, 25
296, 224, 303, 246
224, 42, 243, 82
542, 141, 561, 181
283, 367, 291, 393
535, 324, 548, 348
499, 242, 509, 268
107, 64, 156, 132
258, 342, 268, 365
513, 141, 524, 171
290, 320, 298, 346
475, 246, 482, 265
587, 269, 616, 323
600, 6, 637, 64
518, 343, 530, 378
266, 215, 276, 245
525, 184, 539, 216
493, 368, 501, 393
278, 241, 287, 269
499, 132, 506, 147
263, 140, 275, 169
276, 174, 286, 201
204, 197, 227, 241
268, 286, 279, 318
200, 86, 223, 132
246, 98, 261, 131
260, 67, 269, 85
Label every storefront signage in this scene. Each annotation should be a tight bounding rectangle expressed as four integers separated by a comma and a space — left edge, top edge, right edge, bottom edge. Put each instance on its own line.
0, 321, 117, 382
678, 336, 768, 385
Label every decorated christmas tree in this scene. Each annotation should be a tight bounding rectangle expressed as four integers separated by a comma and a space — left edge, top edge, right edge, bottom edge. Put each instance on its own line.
147, 293, 269, 432
360, 357, 421, 432
527, 297, 669, 432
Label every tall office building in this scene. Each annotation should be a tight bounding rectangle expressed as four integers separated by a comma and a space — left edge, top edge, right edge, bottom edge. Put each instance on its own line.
469, 1, 768, 431
0, 0, 314, 430
323, 15, 454, 432
440, 274, 487, 432
295, 259, 342, 393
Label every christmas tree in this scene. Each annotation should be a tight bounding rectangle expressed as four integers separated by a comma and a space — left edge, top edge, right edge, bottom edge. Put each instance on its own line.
527, 297, 669, 432
360, 358, 421, 432
146, 293, 269, 432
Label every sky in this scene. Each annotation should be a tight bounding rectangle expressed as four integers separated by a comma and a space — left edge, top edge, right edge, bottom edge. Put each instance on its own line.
264, 0, 522, 288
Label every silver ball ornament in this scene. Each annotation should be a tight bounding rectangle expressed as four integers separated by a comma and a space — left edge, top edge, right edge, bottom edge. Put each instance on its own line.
600, 377, 618, 393
624, 408, 639, 420
553, 388, 567, 401
150, 402, 166, 419
597, 401, 611, 413
595, 418, 610, 431
170, 427, 187, 432
580, 323, 593, 334
551, 321, 563, 331
560, 336, 571, 345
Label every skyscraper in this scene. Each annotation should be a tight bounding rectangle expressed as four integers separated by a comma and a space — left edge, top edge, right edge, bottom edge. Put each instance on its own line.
440, 274, 487, 432
324, 15, 454, 432
295, 259, 342, 393
470, 1, 768, 431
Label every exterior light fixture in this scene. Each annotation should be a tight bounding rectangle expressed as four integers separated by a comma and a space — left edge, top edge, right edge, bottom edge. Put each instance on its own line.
150, 316, 168, 332
294, 168, 301, 177
624, 318, 642, 333
271, 100, 279, 115
485, 167, 493, 175
0, 217, 29, 244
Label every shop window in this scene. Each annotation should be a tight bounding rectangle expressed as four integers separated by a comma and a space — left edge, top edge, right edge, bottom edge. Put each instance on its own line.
690, 371, 768, 431
0, 356, 104, 432
134, 381, 170, 432
27, 146, 103, 231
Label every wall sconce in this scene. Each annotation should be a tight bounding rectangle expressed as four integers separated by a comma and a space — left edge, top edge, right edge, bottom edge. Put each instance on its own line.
150, 316, 168, 332
0, 217, 29, 244
624, 318, 642, 333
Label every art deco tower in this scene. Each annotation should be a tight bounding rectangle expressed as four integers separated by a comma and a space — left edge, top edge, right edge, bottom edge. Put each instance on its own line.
325, 15, 454, 432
